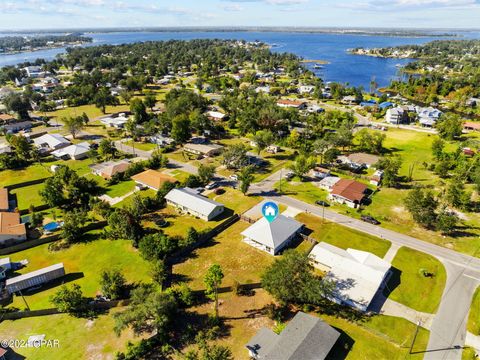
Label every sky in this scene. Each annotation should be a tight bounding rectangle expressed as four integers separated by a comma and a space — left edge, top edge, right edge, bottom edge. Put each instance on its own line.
0, 0, 480, 30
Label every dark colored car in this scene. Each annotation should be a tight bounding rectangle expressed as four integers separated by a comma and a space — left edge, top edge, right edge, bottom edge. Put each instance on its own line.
315, 200, 330, 207
360, 215, 380, 225
214, 188, 225, 195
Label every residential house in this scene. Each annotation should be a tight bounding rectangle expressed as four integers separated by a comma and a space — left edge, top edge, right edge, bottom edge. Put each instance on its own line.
206, 111, 227, 121
246, 311, 340, 360
276, 99, 307, 110
317, 176, 340, 191
309, 167, 331, 180
6, 263, 65, 294
464, 121, 480, 132
150, 134, 175, 146
385, 107, 407, 125
23, 65, 46, 78
310, 242, 391, 311
164, 187, 225, 221
183, 143, 224, 157
342, 95, 357, 105
347, 153, 380, 169
100, 113, 130, 128
33, 134, 70, 151
378, 101, 394, 110
0, 143, 11, 155
0, 212, 27, 246
131, 169, 177, 191
90, 160, 131, 179
360, 99, 377, 108
0, 188, 11, 212
255, 86, 271, 94
266, 145, 280, 154
241, 215, 304, 256
4, 120, 32, 133
298, 85, 315, 94
417, 107, 442, 127
328, 179, 367, 208
370, 170, 384, 186
0, 113, 16, 124
51, 142, 91, 160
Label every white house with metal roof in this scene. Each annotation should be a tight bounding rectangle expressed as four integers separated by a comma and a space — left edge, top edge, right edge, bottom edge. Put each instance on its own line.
309, 242, 391, 311
51, 142, 90, 160
164, 188, 224, 221
33, 133, 70, 151
241, 215, 304, 256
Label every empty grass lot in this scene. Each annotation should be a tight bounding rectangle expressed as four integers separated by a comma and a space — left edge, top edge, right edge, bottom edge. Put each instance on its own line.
207, 187, 262, 215
0, 310, 141, 360
296, 212, 391, 258
384, 247, 446, 314
7, 238, 151, 311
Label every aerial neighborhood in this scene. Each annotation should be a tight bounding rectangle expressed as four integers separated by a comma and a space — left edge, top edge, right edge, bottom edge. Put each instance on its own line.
0, 30, 479, 360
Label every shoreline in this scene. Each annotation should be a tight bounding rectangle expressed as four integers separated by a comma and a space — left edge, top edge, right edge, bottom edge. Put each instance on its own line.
0, 42, 90, 56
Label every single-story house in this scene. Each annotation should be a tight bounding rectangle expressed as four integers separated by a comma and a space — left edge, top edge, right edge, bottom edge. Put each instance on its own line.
299, 85, 315, 94
0, 113, 16, 124
464, 121, 480, 132
4, 120, 33, 133
150, 134, 174, 146
0, 212, 27, 246
317, 176, 340, 191
370, 170, 384, 186
90, 160, 131, 179
347, 153, 380, 169
100, 113, 129, 128
206, 111, 227, 121
328, 179, 367, 208
6, 263, 65, 294
341, 95, 357, 105
241, 215, 304, 256
310, 242, 391, 311
246, 311, 340, 360
266, 145, 280, 154
33, 134, 70, 151
131, 169, 177, 191
309, 167, 330, 180
165, 187, 224, 221
276, 99, 307, 109
51, 142, 90, 160
184, 143, 224, 157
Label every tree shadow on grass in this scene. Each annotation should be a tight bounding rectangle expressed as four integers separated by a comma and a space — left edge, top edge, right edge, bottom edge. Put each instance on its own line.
3, 348, 26, 360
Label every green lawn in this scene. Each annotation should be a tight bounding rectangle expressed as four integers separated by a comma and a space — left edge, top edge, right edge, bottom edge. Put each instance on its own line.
105, 180, 136, 198
7, 238, 151, 311
385, 247, 446, 313
124, 140, 158, 152
467, 286, 480, 335
10, 183, 46, 210
321, 313, 429, 360
207, 187, 262, 215
0, 310, 142, 360
296, 213, 391, 258
38, 104, 130, 120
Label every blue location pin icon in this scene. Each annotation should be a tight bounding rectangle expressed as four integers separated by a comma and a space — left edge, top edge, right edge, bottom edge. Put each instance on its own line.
262, 201, 279, 223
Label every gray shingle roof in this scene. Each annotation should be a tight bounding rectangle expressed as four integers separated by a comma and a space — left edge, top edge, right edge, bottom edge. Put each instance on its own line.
164, 188, 224, 218
246, 312, 340, 360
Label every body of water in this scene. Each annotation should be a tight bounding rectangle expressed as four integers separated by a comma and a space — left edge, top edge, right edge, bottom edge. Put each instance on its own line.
1, 30, 480, 89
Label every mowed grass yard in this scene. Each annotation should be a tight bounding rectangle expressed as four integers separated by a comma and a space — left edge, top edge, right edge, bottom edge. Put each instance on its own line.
7, 239, 151, 311
296, 213, 391, 258
467, 286, 480, 335
0, 309, 142, 360
384, 247, 446, 313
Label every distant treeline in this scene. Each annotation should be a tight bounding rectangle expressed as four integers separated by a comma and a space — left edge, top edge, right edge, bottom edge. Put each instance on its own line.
0, 34, 92, 52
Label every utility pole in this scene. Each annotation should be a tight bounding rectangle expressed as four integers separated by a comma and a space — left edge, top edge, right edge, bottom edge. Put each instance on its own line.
279, 168, 282, 194
19, 290, 30, 311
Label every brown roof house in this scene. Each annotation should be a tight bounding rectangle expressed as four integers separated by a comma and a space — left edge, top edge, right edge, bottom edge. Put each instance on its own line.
131, 169, 177, 191
0, 189, 10, 212
0, 212, 27, 246
90, 160, 131, 179
347, 153, 380, 169
328, 179, 367, 208
276, 99, 307, 109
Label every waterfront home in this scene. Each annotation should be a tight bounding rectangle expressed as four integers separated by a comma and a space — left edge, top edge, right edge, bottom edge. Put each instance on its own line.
164, 187, 224, 221
90, 159, 131, 179
310, 242, 391, 311
51, 142, 90, 160
360, 99, 377, 108
379, 101, 394, 110
241, 215, 303, 256
0, 212, 27, 246
33, 134, 70, 151
246, 311, 340, 360
417, 107, 442, 127
183, 142, 224, 157
131, 169, 177, 191
328, 179, 367, 208
276, 99, 307, 109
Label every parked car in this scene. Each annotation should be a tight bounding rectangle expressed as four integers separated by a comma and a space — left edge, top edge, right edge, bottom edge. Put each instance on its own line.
285, 171, 294, 180
360, 215, 380, 225
205, 182, 217, 190
315, 200, 330, 207
229, 174, 238, 181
